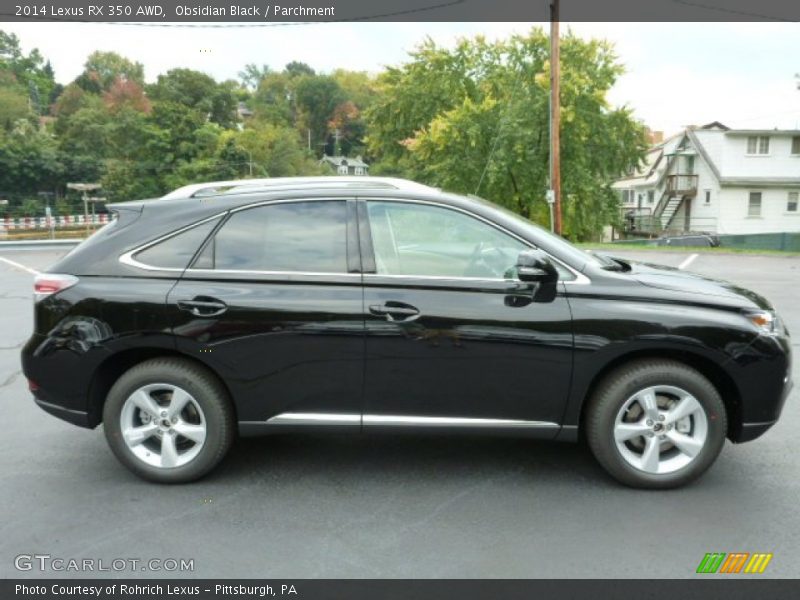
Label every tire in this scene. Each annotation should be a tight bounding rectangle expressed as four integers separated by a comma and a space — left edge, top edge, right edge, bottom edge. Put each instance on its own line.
103, 358, 235, 483
585, 359, 727, 489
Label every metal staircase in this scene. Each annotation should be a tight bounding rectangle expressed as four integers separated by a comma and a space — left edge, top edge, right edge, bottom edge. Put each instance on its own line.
659, 196, 684, 229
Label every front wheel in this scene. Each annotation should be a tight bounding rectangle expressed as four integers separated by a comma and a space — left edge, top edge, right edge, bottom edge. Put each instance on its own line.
103, 358, 235, 483
585, 360, 727, 489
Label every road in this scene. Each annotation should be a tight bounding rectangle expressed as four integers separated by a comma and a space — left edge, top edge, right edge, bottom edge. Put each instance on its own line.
0, 247, 798, 578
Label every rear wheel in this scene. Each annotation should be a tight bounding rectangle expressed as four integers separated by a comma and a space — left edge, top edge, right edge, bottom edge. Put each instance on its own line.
585, 359, 727, 489
103, 358, 235, 483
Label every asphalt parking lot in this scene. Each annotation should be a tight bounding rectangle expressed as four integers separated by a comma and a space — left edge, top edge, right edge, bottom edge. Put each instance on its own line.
0, 246, 798, 579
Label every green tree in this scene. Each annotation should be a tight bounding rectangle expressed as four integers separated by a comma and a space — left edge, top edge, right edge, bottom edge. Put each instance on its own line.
284, 61, 315, 78
0, 120, 64, 196
0, 85, 31, 129
239, 63, 271, 90
253, 71, 295, 126
147, 68, 238, 128
75, 51, 145, 93
0, 31, 56, 112
366, 30, 647, 240
220, 123, 322, 179
293, 74, 345, 153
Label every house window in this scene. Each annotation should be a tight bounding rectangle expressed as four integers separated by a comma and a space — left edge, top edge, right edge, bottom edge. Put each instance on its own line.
337, 165, 348, 175
748, 192, 762, 217
746, 136, 769, 155
788, 192, 799, 213
792, 137, 800, 155
354, 167, 365, 175
704, 190, 711, 204
647, 190, 655, 204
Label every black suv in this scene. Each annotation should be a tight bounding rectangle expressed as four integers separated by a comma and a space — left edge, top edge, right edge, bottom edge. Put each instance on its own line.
21, 177, 792, 488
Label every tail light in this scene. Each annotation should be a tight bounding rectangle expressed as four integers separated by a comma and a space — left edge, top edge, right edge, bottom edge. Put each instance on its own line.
34, 273, 79, 302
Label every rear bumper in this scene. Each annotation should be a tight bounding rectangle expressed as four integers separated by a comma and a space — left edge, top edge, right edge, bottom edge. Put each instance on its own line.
34, 397, 93, 428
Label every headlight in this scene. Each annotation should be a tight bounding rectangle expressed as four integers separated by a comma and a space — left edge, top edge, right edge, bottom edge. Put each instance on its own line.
745, 310, 779, 335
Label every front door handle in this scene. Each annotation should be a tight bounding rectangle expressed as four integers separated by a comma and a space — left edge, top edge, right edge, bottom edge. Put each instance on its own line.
177, 296, 228, 317
369, 301, 420, 322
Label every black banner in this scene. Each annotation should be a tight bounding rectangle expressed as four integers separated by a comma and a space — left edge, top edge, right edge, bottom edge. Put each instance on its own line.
4, 580, 800, 600
0, 0, 798, 23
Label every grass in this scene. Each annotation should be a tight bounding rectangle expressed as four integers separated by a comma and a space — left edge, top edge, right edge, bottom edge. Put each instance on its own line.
0, 227, 97, 241
576, 243, 800, 257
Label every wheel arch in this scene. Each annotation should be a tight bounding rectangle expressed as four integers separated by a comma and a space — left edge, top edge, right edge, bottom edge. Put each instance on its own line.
574, 349, 741, 441
86, 348, 236, 427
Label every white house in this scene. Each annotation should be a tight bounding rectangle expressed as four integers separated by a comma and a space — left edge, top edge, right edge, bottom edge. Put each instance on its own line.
320, 155, 369, 176
613, 122, 800, 235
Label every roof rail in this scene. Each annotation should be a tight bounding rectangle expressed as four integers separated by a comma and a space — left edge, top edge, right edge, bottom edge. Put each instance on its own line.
161, 176, 437, 200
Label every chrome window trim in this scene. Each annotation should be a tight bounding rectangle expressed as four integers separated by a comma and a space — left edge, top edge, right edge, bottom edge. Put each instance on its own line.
262, 412, 559, 429
118, 194, 591, 285
363, 273, 520, 284
184, 268, 361, 279
360, 197, 591, 285
118, 198, 352, 274
119, 213, 225, 273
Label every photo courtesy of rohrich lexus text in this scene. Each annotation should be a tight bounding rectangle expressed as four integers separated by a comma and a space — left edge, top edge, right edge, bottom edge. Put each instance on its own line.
0, 1, 798, 599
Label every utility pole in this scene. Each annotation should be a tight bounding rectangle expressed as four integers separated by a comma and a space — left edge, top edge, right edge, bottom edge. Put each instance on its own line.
549, 0, 562, 235
67, 183, 101, 237
333, 128, 341, 156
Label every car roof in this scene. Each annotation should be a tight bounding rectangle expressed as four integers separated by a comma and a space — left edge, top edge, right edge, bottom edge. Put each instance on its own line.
160, 176, 438, 200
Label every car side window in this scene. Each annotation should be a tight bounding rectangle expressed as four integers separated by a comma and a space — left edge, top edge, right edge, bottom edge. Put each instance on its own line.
366, 201, 527, 279
194, 200, 348, 273
132, 217, 220, 270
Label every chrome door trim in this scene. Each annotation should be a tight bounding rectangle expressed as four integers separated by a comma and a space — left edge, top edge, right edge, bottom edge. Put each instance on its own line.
363, 415, 559, 428
261, 412, 559, 429
264, 412, 361, 426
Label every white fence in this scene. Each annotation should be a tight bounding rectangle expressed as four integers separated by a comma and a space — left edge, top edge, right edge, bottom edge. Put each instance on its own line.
0, 214, 112, 231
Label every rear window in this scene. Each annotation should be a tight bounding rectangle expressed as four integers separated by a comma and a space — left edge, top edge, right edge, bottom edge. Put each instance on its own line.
133, 218, 220, 270
193, 201, 347, 273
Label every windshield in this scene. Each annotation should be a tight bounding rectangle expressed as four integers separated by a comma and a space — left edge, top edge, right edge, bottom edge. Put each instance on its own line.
470, 196, 608, 271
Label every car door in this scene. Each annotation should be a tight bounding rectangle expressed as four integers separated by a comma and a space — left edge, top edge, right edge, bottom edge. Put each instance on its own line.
167, 198, 365, 430
358, 198, 573, 434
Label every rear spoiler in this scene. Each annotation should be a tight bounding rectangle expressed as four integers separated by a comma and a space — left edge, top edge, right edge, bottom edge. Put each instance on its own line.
106, 200, 147, 215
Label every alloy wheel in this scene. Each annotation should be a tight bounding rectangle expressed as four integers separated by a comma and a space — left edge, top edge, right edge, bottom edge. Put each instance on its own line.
613, 385, 709, 475
119, 383, 207, 469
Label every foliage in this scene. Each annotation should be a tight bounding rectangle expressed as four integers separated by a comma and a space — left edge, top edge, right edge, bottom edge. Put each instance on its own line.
0, 31, 56, 114
293, 74, 346, 152
0, 27, 646, 237
366, 30, 648, 239
147, 68, 238, 128
75, 51, 144, 93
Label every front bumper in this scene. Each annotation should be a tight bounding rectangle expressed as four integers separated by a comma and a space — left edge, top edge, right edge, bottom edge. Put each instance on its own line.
729, 330, 792, 443
735, 373, 792, 443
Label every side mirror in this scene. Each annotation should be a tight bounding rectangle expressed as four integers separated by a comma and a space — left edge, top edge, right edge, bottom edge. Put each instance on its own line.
515, 249, 558, 284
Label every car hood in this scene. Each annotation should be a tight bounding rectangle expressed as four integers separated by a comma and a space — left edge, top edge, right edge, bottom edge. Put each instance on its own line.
616, 258, 772, 310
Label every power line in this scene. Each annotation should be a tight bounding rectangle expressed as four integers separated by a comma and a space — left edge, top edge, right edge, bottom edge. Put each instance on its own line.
670, 0, 793, 21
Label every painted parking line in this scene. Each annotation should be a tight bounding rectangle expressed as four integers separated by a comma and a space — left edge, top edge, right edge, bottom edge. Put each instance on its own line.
678, 253, 699, 270
0, 256, 41, 276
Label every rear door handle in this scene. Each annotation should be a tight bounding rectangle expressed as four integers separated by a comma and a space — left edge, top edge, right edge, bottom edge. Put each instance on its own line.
369, 302, 420, 322
177, 297, 228, 317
